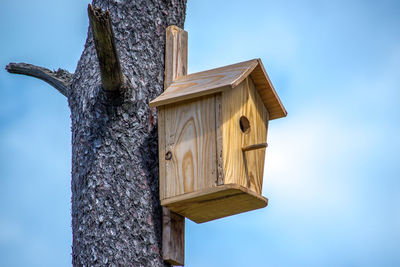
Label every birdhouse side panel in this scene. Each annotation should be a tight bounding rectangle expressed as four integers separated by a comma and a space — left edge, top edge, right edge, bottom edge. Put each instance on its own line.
162, 95, 217, 199
222, 78, 269, 194
244, 78, 269, 194
221, 81, 247, 189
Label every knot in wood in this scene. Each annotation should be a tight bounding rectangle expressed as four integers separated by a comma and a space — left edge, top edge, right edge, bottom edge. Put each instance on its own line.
165, 151, 172, 160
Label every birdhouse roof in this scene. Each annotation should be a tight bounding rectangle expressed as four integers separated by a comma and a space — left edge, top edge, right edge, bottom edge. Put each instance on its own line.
150, 59, 287, 120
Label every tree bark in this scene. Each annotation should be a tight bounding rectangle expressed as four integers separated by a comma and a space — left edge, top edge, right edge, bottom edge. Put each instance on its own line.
68, 0, 186, 266
5, 1, 187, 265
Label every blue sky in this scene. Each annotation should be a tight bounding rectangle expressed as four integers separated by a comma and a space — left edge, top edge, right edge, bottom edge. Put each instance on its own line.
1, 0, 399, 266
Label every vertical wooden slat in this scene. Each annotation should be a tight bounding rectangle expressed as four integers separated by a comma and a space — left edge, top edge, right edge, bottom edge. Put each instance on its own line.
158, 106, 166, 200
162, 207, 185, 265
162, 25, 187, 266
164, 25, 188, 88
215, 93, 224, 185
246, 77, 269, 194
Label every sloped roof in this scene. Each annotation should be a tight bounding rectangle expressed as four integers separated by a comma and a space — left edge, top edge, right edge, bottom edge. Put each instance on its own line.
150, 59, 287, 120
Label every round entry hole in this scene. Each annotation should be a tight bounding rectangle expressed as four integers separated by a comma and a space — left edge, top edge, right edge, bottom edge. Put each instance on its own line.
239, 116, 250, 133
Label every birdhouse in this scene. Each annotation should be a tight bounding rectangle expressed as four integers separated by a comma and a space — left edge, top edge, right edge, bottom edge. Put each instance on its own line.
150, 58, 287, 223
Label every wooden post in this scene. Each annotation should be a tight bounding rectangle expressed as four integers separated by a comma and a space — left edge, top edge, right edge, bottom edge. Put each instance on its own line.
164, 25, 188, 89
162, 25, 188, 266
162, 207, 185, 265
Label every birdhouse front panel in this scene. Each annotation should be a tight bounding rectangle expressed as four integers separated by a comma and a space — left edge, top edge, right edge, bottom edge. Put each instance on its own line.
162, 95, 217, 199
221, 77, 269, 195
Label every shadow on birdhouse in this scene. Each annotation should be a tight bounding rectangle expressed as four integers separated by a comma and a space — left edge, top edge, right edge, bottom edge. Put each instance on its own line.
150, 58, 287, 223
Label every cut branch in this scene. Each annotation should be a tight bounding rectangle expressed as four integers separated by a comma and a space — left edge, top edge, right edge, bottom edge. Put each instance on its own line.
5, 62, 72, 97
88, 4, 124, 92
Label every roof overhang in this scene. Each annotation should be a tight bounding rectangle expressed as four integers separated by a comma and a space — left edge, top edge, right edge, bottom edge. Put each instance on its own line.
150, 59, 287, 120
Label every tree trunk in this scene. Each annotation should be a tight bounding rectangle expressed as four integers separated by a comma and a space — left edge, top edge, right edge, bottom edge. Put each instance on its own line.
68, 0, 186, 265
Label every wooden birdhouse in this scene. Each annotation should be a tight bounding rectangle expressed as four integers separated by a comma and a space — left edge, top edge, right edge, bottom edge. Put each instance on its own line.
150, 58, 287, 223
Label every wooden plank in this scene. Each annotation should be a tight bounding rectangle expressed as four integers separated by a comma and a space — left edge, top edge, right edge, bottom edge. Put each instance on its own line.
161, 25, 187, 266
221, 81, 248, 190
150, 58, 287, 121
215, 93, 224, 185
243, 78, 269, 194
221, 78, 268, 195
158, 106, 166, 200
162, 207, 185, 266
250, 60, 287, 120
150, 59, 258, 107
163, 95, 217, 198
161, 184, 268, 223
164, 25, 188, 88
150, 86, 228, 108
230, 60, 259, 88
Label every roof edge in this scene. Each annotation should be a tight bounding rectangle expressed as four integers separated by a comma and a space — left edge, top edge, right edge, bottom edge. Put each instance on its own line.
149, 59, 288, 121
230, 59, 259, 88
253, 59, 287, 120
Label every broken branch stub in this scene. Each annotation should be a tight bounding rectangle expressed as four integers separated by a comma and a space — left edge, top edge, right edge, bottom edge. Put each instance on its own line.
88, 4, 124, 92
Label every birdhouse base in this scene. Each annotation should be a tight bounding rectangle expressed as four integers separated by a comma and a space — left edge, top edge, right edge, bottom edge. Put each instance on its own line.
160, 184, 268, 223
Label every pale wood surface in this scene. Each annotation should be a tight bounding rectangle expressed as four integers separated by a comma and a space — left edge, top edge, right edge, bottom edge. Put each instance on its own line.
161, 25, 188, 266
150, 58, 287, 120
163, 95, 217, 199
222, 78, 269, 194
215, 94, 224, 185
164, 25, 188, 89
158, 106, 166, 200
162, 207, 185, 266
150, 59, 257, 107
157, 30, 279, 226
161, 25, 189, 200
161, 184, 268, 223
250, 61, 287, 120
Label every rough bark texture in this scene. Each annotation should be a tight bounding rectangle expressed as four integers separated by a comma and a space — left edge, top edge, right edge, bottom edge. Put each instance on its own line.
68, 0, 186, 266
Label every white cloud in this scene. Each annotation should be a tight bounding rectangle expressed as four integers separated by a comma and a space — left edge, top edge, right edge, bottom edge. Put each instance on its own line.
264, 110, 375, 208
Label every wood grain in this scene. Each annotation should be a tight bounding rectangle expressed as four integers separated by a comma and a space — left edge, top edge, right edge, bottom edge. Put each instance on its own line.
163, 95, 217, 199
164, 25, 188, 89
243, 77, 269, 193
150, 58, 287, 120
221, 78, 269, 194
155, 33, 283, 227
158, 106, 166, 200
150, 59, 258, 107
215, 94, 224, 185
160, 25, 187, 267
162, 207, 185, 266
161, 184, 268, 223
250, 60, 287, 120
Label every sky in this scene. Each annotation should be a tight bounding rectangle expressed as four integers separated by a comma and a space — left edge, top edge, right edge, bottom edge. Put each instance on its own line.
0, 0, 399, 266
